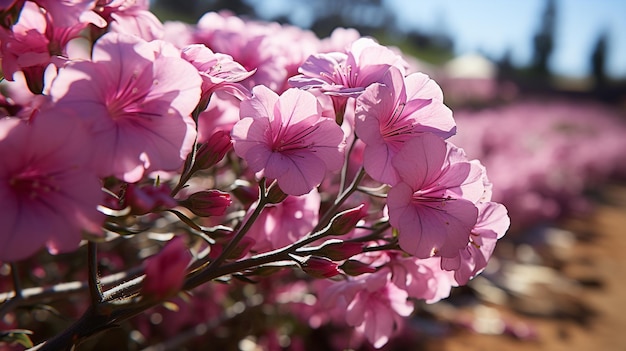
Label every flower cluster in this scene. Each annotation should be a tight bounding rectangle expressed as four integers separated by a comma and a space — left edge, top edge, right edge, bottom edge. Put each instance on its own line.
0, 3, 509, 349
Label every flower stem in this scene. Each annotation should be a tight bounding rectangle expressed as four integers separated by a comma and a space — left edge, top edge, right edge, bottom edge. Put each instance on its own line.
87, 242, 103, 305
314, 167, 366, 233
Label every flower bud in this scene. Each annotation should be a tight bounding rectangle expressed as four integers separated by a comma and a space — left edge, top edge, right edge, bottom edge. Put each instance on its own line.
125, 183, 177, 215
193, 130, 232, 170
317, 241, 364, 261
301, 256, 340, 279
142, 237, 191, 300
329, 204, 367, 236
340, 259, 376, 276
179, 190, 231, 217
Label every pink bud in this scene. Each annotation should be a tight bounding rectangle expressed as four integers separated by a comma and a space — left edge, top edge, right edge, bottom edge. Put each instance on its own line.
125, 183, 177, 215
179, 190, 231, 217
193, 130, 232, 170
266, 183, 288, 204
301, 256, 340, 279
340, 259, 377, 276
317, 241, 364, 261
142, 237, 191, 299
0, 0, 25, 28
329, 204, 367, 235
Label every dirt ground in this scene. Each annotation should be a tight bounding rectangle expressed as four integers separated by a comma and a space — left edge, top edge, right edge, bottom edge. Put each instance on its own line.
424, 184, 626, 351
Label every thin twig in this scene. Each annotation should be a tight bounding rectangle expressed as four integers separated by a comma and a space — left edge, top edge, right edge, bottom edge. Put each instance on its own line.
87, 242, 104, 305
10, 263, 22, 299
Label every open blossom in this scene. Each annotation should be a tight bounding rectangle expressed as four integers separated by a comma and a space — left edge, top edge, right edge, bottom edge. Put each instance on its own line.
231, 86, 345, 195
389, 256, 457, 304
289, 37, 407, 97
34, 0, 105, 28
0, 1, 50, 93
355, 66, 456, 185
100, 0, 164, 41
0, 111, 104, 262
181, 44, 255, 104
320, 269, 414, 348
50, 32, 202, 182
194, 11, 289, 92
441, 201, 510, 284
387, 133, 486, 259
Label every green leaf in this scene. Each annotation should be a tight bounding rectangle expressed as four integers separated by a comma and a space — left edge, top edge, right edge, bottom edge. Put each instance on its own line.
0, 329, 34, 348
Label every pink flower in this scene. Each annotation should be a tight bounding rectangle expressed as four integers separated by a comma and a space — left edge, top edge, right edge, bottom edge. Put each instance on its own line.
389, 256, 456, 304
0, 110, 104, 262
289, 37, 407, 97
0, 1, 50, 93
101, 0, 164, 42
231, 86, 345, 195
321, 269, 414, 348
387, 133, 486, 259
441, 202, 510, 284
142, 236, 191, 299
355, 66, 456, 185
34, 0, 104, 28
50, 32, 202, 182
194, 11, 289, 92
246, 190, 320, 252
181, 44, 254, 105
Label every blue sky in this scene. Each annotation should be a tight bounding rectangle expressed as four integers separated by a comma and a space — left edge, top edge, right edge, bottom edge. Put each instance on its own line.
252, 0, 626, 78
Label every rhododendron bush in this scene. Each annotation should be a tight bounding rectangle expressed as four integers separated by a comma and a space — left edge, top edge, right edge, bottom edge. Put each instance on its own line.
0, 2, 509, 350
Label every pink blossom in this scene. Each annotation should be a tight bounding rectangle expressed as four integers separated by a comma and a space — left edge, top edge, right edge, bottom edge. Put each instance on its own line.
0, 110, 104, 262
289, 37, 407, 97
34, 0, 104, 28
50, 32, 202, 182
246, 190, 320, 252
389, 256, 457, 304
231, 86, 345, 195
387, 133, 487, 259
181, 44, 254, 104
142, 236, 191, 299
441, 201, 510, 284
194, 11, 289, 91
321, 269, 413, 348
355, 66, 456, 185
93, 0, 163, 42
0, 1, 50, 93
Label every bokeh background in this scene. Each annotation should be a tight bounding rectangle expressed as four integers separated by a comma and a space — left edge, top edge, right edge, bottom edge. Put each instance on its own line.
148, 0, 626, 350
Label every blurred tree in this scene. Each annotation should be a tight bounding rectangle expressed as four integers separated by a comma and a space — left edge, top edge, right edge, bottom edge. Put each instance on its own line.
152, 0, 255, 21
531, 0, 556, 76
591, 30, 609, 89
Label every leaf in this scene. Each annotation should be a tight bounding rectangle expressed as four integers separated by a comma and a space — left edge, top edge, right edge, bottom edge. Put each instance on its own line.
0, 329, 34, 348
